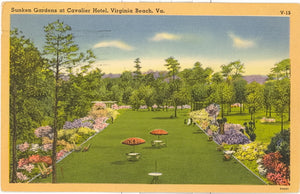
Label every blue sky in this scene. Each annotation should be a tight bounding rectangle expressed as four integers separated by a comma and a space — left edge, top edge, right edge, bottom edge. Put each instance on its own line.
11, 15, 289, 75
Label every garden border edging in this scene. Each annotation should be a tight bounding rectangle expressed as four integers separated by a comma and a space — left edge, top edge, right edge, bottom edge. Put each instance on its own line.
27, 121, 110, 183
195, 123, 267, 185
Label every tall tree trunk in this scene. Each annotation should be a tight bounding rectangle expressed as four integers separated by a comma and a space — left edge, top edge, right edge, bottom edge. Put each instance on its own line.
221, 103, 224, 118
11, 82, 17, 183
174, 105, 177, 117
288, 105, 290, 121
281, 113, 284, 132
240, 103, 243, 114
52, 52, 59, 183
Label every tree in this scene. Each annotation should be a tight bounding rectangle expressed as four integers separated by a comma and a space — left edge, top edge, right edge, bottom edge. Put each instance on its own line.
129, 90, 144, 110
246, 82, 264, 123
164, 57, 180, 83
153, 78, 170, 110
172, 88, 190, 117
231, 60, 245, 79
60, 68, 104, 122
268, 59, 290, 80
263, 80, 276, 117
43, 20, 95, 183
211, 82, 234, 118
133, 58, 142, 82
191, 83, 209, 110
140, 85, 155, 111
273, 78, 290, 131
10, 29, 52, 182
211, 72, 223, 84
120, 71, 133, 88
221, 63, 233, 81
221, 60, 245, 81
232, 78, 247, 113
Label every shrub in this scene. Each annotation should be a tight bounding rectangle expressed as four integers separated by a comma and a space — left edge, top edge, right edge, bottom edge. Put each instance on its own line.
260, 117, 276, 123
189, 109, 211, 129
234, 142, 268, 161
17, 142, 30, 152
42, 137, 53, 144
205, 104, 220, 120
63, 142, 75, 152
209, 125, 219, 133
68, 133, 83, 144
18, 163, 35, 173
41, 144, 52, 152
106, 108, 120, 120
34, 126, 53, 138
93, 118, 108, 132
214, 128, 251, 145
57, 150, 68, 161
243, 121, 256, 141
17, 172, 29, 182
30, 143, 40, 152
18, 158, 30, 168
57, 139, 68, 146
266, 129, 290, 165
263, 152, 290, 185
77, 127, 96, 139
63, 118, 93, 130
40, 156, 52, 166
58, 129, 78, 141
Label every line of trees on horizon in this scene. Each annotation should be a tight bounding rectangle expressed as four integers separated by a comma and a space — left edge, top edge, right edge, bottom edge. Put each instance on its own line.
9, 20, 290, 183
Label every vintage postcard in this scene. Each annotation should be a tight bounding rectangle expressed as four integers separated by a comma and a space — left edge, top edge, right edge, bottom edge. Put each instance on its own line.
1, 2, 300, 193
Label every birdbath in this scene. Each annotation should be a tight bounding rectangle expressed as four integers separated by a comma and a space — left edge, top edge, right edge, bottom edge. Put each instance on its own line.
148, 160, 162, 184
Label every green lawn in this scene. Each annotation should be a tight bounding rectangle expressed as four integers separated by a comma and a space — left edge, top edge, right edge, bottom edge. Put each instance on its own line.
35, 109, 264, 184
223, 108, 290, 143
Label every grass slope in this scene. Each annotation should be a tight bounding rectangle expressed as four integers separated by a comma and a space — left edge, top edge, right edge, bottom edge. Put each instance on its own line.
36, 110, 264, 184
223, 108, 289, 143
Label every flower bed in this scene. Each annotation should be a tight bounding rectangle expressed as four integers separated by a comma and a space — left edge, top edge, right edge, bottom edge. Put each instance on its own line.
14, 103, 119, 183
260, 117, 276, 123
214, 129, 251, 145
262, 152, 290, 185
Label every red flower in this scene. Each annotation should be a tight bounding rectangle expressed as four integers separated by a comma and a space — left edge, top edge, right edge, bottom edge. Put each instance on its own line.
18, 158, 29, 168
41, 156, 52, 166
28, 154, 42, 163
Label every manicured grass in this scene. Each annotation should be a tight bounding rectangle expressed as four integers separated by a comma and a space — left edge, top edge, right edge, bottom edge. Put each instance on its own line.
222, 108, 290, 143
35, 109, 264, 184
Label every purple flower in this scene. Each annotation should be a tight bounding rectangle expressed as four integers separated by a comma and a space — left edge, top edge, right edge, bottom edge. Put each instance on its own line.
34, 126, 52, 138
42, 143, 53, 152
214, 129, 251, 145
63, 118, 93, 129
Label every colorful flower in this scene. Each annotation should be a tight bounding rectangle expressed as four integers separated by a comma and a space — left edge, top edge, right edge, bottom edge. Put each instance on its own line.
41, 143, 53, 152
17, 142, 30, 152
28, 154, 42, 163
34, 126, 52, 138
40, 156, 52, 166
17, 172, 28, 181
19, 164, 35, 173
30, 143, 40, 152
18, 158, 29, 168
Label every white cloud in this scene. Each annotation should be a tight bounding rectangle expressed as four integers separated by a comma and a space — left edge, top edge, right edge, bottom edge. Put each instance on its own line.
228, 32, 255, 49
93, 40, 134, 51
150, 32, 181, 42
